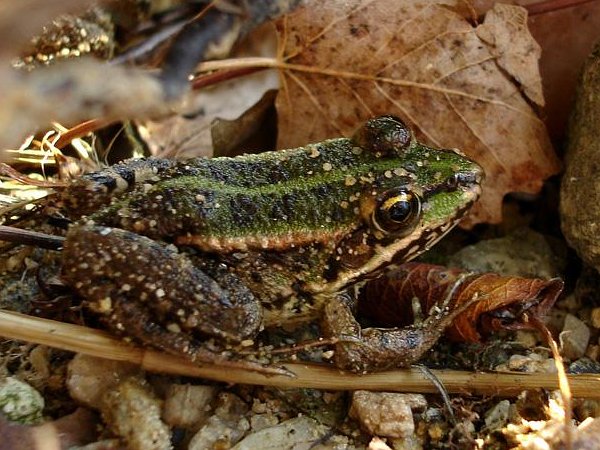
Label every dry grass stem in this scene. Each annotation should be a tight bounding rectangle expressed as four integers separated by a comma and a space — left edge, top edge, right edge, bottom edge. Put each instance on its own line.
1, 309, 599, 397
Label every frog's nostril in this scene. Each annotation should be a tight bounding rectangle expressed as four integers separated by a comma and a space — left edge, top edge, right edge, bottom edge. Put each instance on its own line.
455, 168, 484, 187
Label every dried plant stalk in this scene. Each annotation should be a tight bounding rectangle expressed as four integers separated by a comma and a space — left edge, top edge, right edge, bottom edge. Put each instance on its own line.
1, 309, 599, 397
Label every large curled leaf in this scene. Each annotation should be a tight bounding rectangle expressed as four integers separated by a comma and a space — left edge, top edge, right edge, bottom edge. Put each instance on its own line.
275, 1, 560, 225
359, 262, 563, 342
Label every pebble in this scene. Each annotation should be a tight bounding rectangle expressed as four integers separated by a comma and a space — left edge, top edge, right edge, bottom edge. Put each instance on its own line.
559, 314, 591, 360
484, 400, 511, 430
249, 413, 279, 432
349, 391, 426, 438
568, 357, 600, 374
591, 307, 600, 328
66, 354, 140, 409
231, 416, 331, 450
102, 376, 171, 450
586, 344, 600, 361
162, 384, 218, 430
447, 228, 564, 279
188, 393, 250, 450
368, 436, 393, 449
0, 377, 44, 424
574, 418, 600, 447
514, 330, 539, 348
388, 435, 423, 450
496, 353, 556, 373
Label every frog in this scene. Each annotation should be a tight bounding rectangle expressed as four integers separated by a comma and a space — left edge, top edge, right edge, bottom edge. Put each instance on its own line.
57, 116, 483, 374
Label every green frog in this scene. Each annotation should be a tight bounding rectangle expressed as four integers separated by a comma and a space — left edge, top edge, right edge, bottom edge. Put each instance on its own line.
58, 116, 483, 373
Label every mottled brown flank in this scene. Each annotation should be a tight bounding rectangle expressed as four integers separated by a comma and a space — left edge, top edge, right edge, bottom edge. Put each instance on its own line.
62, 225, 262, 343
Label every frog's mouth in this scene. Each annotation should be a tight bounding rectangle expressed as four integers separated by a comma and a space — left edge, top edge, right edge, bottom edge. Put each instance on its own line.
311, 180, 483, 295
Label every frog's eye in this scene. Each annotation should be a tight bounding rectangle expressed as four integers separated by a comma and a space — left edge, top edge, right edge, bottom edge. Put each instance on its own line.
372, 189, 421, 235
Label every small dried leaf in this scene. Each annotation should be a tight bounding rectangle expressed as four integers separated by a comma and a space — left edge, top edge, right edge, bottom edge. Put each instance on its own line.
360, 263, 563, 342
475, 4, 544, 106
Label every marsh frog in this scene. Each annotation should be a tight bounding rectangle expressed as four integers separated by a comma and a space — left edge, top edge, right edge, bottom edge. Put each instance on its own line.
58, 116, 483, 373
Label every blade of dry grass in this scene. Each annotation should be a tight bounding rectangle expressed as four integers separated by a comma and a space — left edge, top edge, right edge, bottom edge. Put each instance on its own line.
1, 309, 600, 396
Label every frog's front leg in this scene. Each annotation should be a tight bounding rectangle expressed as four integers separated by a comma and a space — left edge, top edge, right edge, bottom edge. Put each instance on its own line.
322, 292, 471, 373
61, 224, 262, 365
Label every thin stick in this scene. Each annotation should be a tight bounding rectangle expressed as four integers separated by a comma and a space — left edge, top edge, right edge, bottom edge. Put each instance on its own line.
0, 163, 65, 188
53, 119, 113, 149
530, 315, 573, 449
0, 226, 65, 250
1, 310, 600, 396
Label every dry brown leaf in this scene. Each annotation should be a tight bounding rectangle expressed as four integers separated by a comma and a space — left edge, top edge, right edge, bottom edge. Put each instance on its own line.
475, 3, 544, 106
140, 24, 279, 159
359, 262, 563, 343
274, 0, 560, 225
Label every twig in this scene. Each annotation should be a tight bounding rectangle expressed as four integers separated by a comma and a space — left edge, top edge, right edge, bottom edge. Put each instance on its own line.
530, 314, 573, 450
416, 365, 456, 424
0, 225, 65, 250
1, 309, 600, 397
53, 119, 114, 150
0, 163, 66, 188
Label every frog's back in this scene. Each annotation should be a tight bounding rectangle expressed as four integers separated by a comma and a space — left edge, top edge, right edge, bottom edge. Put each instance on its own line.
62, 116, 481, 255
81, 136, 414, 252
174, 138, 360, 188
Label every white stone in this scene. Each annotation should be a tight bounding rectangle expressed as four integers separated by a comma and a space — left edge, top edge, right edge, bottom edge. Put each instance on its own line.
162, 384, 218, 429
350, 391, 427, 438
560, 314, 591, 360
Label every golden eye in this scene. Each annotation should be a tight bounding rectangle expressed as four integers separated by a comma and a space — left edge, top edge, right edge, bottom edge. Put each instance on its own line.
372, 189, 421, 234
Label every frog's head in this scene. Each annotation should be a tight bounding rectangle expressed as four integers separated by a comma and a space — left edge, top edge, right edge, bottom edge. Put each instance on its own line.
317, 116, 484, 293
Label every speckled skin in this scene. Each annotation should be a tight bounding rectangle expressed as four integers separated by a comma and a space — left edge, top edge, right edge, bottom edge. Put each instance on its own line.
60, 116, 483, 372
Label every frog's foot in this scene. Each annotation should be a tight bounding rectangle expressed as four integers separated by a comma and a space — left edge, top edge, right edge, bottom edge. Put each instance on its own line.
107, 297, 293, 376
322, 295, 471, 373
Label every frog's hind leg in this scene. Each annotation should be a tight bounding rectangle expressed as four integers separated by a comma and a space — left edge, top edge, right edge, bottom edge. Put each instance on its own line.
322, 293, 472, 373
62, 224, 262, 341
61, 224, 284, 374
